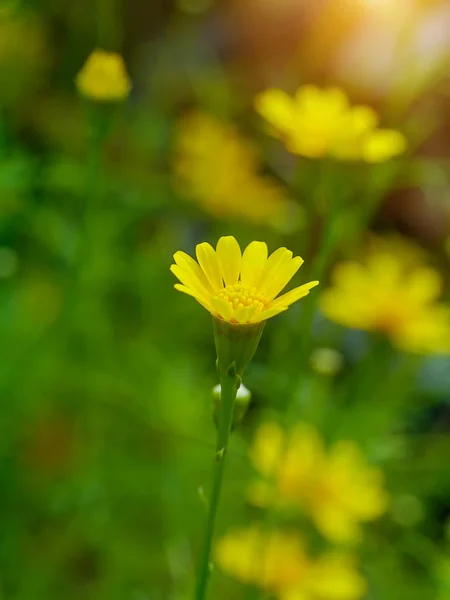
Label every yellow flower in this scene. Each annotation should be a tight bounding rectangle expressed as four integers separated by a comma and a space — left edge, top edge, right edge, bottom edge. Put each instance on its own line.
75, 49, 131, 101
254, 84, 406, 162
249, 422, 388, 543
321, 240, 450, 354
170, 236, 318, 325
173, 111, 293, 227
215, 525, 366, 600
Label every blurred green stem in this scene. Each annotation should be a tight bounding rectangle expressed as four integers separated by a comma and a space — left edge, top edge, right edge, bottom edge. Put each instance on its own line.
194, 364, 239, 600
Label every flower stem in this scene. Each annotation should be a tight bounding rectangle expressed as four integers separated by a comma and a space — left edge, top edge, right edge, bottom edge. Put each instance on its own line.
194, 364, 239, 600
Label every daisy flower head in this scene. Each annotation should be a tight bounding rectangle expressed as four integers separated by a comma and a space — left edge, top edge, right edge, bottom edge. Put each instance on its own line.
254, 84, 406, 163
75, 48, 131, 102
173, 111, 293, 227
249, 421, 388, 544
171, 236, 318, 375
215, 525, 366, 600
171, 236, 318, 326
321, 239, 450, 354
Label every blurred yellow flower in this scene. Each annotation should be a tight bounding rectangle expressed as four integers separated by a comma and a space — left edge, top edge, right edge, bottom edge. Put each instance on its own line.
215, 525, 366, 600
321, 240, 450, 354
254, 84, 406, 162
171, 236, 318, 324
173, 111, 293, 226
75, 49, 131, 101
249, 422, 388, 543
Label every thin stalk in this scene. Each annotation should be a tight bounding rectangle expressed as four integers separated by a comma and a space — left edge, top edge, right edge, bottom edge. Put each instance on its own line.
194, 366, 239, 600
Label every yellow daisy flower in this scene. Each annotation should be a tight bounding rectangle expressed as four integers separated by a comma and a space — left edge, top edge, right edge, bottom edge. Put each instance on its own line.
215, 525, 366, 600
75, 49, 131, 102
173, 111, 292, 227
254, 84, 406, 162
170, 236, 318, 325
248, 422, 388, 543
255, 85, 352, 158
321, 240, 450, 354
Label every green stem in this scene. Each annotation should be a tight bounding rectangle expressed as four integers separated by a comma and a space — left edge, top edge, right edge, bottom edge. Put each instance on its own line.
194, 365, 239, 600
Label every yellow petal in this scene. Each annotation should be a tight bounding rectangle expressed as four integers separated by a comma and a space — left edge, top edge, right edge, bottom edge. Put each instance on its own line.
312, 503, 361, 543
257, 247, 291, 296
350, 105, 379, 135
263, 255, 305, 300
294, 84, 322, 111
196, 242, 223, 293
362, 129, 406, 163
210, 296, 234, 322
406, 267, 442, 304
270, 281, 319, 310
173, 250, 215, 295
249, 421, 285, 475
280, 590, 310, 600
254, 89, 295, 133
216, 236, 242, 285
322, 87, 350, 115
233, 305, 258, 324
251, 305, 288, 323
241, 241, 268, 288
170, 264, 212, 302
308, 555, 366, 600
173, 283, 214, 313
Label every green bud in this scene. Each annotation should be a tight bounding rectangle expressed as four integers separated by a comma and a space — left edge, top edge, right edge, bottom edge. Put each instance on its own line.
212, 382, 252, 430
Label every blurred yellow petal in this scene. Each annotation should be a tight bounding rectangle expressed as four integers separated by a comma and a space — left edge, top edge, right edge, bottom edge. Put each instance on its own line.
254, 88, 295, 134
312, 503, 362, 543
250, 421, 285, 475
308, 555, 367, 600
362, 128, 407, 163
349, 105, 379, 135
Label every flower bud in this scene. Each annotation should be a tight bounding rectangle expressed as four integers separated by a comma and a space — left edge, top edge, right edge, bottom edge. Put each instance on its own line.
212, 382, 252, 430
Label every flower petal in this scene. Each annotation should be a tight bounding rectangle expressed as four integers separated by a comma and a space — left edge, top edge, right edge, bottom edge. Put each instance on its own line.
249, 421, 285, 475
250, 305, 288, 323
270, 281, 319, 310
196, 242, 223, 293
210, 296, 234, 322
170, 263, 212, 301
257, 248, 294, 298
240, 241, 268, 289
254, 89, 295, 134
233, 305, 258, 324
173, 250, 214, 295
216, 236, 242, 286
263, 255, 305, 301
173, 283, 214, 313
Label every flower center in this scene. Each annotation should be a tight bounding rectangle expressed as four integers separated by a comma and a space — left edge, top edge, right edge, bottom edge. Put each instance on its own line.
217, 282, 268, 313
